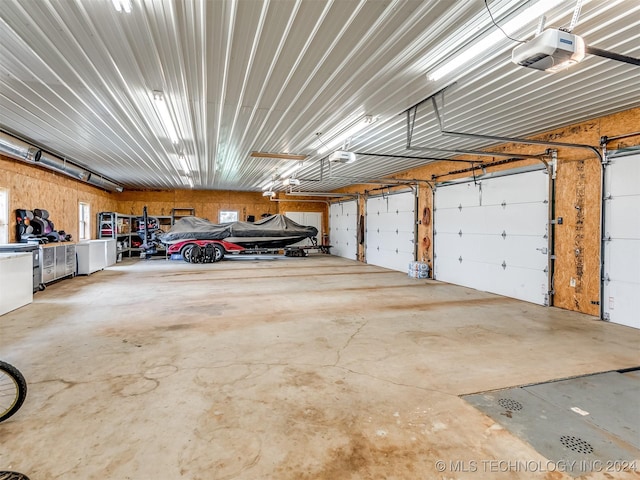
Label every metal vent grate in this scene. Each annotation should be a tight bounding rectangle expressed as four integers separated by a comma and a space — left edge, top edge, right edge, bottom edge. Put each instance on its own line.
498, 398, 523, 411
560, 435, 594, 454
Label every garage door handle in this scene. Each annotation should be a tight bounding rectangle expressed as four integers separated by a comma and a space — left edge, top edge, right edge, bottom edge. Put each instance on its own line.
536, 247, 548, 254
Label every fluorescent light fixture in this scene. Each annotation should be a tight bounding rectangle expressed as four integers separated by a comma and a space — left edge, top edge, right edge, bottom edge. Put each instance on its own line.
112, 0, 132, 13
427, 0, 571, 81
279, 162, 303, 179
178, 154, 190, 172
152, 90, 179, 144
181, 175, 194, 188
317, 115, 376, 154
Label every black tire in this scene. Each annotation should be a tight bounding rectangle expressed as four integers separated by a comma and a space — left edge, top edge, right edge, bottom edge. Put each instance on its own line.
180, 244, 196, 263
189, 245, 203, 263
0, 470, 29, 480
0, 361, 27, 423
212, 244, 224, 262
0, 472, 31, 480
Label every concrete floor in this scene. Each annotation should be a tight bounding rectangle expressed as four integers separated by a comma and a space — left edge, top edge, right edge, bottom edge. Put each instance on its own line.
1, 254, 639, 479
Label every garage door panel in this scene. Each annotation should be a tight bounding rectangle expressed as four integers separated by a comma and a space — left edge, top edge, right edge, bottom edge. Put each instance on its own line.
437, 234, 547, 270
488, 203, 548, 236
369, 230, 414, 249
437, 204, 547, 237
604, 239, 640, 284
368, 241, 415, 257
433, 213, 464, 234
484, 265, 548, 305
603, 280, 640, 329
434, 255, 488, 286
603, 151, 640, 328
367, 250, 414, 272
606, 157, 640, 196
434, 232, 463, 257
435, 183, 481, 208
482, 171, 548, 204
366, 191, 415, 272
434, 168, 549, 305
435, 207, 488, 233
330, 201, 358, 260
367, 211, 415, 230
604, 196, 640, 239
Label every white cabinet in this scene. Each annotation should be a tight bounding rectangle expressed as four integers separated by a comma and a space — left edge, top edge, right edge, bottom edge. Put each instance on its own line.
76, 239, 116, 275
0, 252, 33, 316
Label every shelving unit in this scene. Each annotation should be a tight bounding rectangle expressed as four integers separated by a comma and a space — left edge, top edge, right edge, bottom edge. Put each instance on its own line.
99, 212, 181, 259
155, 215, 173, 231
97, 212, 136, 258
171, 208, 195, 225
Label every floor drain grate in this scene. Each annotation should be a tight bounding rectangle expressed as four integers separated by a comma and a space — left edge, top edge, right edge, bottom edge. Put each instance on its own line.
498, 398, 523, 411
560, 435, 594, 454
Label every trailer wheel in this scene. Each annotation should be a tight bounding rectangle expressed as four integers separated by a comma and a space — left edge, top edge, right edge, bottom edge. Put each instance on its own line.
212, 244, 225, 262
180, 244, 196, 263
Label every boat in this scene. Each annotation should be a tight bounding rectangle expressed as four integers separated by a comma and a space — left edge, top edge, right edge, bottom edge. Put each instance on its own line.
158, 214, 318, 249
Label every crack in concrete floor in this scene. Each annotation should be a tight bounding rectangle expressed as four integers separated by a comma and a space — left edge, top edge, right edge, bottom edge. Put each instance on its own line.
2, 256, 639, 479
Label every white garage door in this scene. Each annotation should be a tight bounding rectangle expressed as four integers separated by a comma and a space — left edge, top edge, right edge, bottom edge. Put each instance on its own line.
329, 200, 358, 259
366, 190, 416, 272
434, 167, 550, 305
603, 149, 640, 329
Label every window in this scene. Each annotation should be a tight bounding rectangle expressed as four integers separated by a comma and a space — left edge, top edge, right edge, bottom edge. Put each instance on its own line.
219, 210, 238, 223
79, 202, 91, 240
0, 188, 7, 244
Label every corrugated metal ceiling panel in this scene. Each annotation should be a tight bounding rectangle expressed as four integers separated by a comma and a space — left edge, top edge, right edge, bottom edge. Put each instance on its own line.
0, 0, 638, 192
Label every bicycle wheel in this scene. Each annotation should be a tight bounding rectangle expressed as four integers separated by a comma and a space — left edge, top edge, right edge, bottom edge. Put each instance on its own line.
0, 361, 27, 423
0, 472, 31, 480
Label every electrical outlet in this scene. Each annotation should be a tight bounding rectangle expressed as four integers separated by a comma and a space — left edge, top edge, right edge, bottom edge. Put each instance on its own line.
570, 277, 576, 287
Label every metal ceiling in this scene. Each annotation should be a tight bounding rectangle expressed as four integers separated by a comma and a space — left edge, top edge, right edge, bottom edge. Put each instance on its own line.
1, 0, 639, 192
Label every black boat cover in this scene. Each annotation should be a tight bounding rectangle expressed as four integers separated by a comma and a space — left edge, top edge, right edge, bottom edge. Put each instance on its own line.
158, 214, 318, 244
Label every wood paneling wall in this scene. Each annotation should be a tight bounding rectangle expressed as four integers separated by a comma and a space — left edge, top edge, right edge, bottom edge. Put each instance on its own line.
0, 156, 117, 242
0, 159, 328, 244
116, 190, 329, 235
